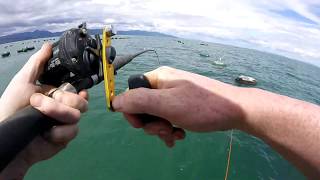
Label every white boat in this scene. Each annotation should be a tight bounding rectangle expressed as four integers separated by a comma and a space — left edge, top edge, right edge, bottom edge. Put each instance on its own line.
212, 57, 226, 66
235, 75, 257, 85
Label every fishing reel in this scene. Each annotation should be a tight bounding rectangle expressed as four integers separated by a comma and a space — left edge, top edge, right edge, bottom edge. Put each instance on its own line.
40, 23, 114, 92
39, 22, 116, 108
0, 22, 158, 171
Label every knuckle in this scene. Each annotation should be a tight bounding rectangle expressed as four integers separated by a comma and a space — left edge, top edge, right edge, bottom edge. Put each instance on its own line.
52, 128, 64, 142
73, 126, 80, 136
56, 91, 88, 112
157, 66, 172, 73
30, 93, 44, 107
40, 97, 55, 112
52, 90, 64, 101
67, 97, 80, 110
80, 100, 88, 113
66, 126, 79, 141
124, 91, 143, 108
72, 109, 81, 123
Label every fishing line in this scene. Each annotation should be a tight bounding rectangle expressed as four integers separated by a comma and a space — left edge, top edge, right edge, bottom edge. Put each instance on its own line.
143, 48, 161, 66
153, 50, 161, 66
224, 129, 234, 180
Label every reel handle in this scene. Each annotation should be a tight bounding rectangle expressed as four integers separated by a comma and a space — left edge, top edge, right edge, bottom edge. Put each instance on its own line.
128, 74, 158, 124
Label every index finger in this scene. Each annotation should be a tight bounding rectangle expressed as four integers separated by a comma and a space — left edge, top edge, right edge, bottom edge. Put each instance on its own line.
144, 66, 174, 89
144, 66, 194, 89
30, 93, 81, 124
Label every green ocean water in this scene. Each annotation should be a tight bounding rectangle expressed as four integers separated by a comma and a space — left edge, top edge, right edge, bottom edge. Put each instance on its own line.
1, 35, 319, 180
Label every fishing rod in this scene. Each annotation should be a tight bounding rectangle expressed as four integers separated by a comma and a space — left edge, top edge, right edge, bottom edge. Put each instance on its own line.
0, 23, 155, 171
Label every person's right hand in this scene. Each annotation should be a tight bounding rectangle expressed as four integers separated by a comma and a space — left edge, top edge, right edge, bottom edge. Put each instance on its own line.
112, 66, 247, 147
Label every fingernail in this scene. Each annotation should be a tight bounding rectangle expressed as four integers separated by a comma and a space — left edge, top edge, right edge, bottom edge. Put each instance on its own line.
112, 95, 122, 111
31, 94, 43, 107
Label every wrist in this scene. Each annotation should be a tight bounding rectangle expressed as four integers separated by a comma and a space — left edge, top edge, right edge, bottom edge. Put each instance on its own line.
235, 88, 267, 134
235, 88, 291, 137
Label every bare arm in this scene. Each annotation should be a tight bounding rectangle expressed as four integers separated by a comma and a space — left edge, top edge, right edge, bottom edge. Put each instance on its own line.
112, 66, 320, 178
239, 88, 320, 178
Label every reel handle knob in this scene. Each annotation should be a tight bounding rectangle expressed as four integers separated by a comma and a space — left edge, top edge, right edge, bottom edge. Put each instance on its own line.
128, 74, 158, 124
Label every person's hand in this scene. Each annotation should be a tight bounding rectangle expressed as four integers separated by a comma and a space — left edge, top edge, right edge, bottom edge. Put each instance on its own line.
112, 66, 246, 147
0, 44, 88, 178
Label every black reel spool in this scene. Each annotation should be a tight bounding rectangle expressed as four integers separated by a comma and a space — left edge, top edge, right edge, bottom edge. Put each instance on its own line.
39, 23, 116, 92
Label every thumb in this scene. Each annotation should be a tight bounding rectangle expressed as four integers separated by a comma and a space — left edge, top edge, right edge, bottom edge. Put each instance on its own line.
112, 88, 166, 115
17, 43, 53, 83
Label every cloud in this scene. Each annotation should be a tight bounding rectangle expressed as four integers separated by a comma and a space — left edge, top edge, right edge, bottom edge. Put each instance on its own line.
0, 0, 319, 65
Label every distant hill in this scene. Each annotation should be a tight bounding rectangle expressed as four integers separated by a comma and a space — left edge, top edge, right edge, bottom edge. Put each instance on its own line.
0, 29, 175, 44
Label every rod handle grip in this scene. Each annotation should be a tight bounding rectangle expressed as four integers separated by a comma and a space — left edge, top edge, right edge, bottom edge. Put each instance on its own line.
0, 106, 59, 171
128, 74, 158, 124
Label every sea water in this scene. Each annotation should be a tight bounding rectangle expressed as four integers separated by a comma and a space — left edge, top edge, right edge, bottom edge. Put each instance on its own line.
1, 36, 318, 179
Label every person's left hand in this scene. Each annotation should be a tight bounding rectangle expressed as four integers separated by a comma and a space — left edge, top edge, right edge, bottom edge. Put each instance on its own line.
0, 43, 89, 178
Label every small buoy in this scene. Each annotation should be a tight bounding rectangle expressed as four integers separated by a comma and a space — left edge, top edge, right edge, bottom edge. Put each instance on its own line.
235, 75, 257, 85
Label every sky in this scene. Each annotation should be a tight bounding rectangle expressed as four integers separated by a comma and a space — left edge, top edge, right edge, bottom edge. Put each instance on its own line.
0, 0, 319, 66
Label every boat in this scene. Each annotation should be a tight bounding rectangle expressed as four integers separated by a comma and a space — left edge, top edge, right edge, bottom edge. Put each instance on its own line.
235, 75, 257, 85
26, 46, 35, 51
17, 48, 28, 53
199, 53, 210, 57
212, 57, 226, 67
200, 43, 208, 46
17, 46, 35, 53
1, 51, 10, 58
177, 40, 184, 44
111, 37, 129, 40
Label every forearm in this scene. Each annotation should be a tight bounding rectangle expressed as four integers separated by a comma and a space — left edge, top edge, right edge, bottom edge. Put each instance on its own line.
239, 88, 320, 178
